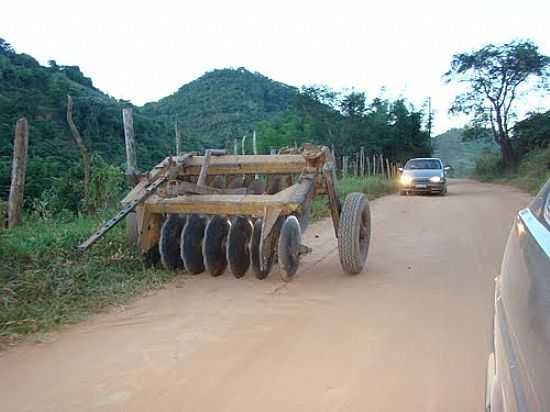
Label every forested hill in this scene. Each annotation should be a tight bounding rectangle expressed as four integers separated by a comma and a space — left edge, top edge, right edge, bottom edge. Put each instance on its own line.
143, 68, 296, 146
0, 39, 295, 202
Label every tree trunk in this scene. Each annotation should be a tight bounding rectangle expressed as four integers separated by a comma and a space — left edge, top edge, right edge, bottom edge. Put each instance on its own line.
8, 118, 29, 228
66, 95, 94, 213
494, 107, 515, 167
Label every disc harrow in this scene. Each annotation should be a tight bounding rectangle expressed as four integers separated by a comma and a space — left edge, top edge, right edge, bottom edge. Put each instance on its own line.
79, 144, 372, 281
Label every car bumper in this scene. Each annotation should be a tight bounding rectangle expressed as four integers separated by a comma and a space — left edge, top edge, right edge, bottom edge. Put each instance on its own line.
401, 181, 445, 193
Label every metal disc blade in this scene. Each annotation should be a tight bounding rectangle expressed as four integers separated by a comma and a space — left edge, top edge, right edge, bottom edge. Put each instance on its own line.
278, 215, 302, 281
159, 214, 187, 270
251, 219, 271, 279
181, 214, 207, 274
227, 216, 253, 278
203, 215, 230, 276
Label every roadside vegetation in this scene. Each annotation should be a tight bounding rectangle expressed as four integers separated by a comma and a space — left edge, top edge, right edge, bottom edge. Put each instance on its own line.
474, 145, 550, 194
0, 176, 395, 348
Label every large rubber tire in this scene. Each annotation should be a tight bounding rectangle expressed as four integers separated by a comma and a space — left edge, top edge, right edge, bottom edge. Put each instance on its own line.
338, 192, 371, 274
278, 216, 302, 282
159, 214, 187, 270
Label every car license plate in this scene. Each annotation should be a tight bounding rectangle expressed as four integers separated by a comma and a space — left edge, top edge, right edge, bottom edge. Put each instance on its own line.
416, 184, 427, 189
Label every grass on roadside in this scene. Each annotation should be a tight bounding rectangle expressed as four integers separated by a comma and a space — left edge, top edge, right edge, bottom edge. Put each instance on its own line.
0, 176, 397, 347
0, 214, 177, 347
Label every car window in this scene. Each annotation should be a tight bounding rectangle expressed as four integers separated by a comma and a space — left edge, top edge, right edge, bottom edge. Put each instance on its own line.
404, 159, 442, 170
529, 178, 550, 228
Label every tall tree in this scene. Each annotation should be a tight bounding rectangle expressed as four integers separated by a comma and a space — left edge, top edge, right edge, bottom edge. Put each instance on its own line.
444, 40, 550, 166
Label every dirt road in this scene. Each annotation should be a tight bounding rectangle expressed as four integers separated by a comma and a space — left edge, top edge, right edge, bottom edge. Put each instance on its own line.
0, 180, 532, 412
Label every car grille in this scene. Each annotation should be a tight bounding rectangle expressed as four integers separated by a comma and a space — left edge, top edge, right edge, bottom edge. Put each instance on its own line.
413, 178, 430, 184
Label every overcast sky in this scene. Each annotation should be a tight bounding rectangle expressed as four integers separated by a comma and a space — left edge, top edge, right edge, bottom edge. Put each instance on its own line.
1, 0, 549, 134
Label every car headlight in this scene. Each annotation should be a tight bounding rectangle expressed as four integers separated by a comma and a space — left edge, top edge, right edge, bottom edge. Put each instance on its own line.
400, 175, 412, 185
430, 176, 442, 183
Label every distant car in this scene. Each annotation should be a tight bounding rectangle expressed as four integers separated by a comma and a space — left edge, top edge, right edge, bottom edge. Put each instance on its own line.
485, 178, 550, 412
398, 157, 449, 196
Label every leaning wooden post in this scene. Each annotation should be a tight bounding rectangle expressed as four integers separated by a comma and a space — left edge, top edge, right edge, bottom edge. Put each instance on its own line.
122, 108, 138, 184
8, 118, 29, 228
174, 119, 181, 156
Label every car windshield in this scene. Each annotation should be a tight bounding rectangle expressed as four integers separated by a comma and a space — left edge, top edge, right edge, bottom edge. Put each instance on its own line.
405, 159, 441, 170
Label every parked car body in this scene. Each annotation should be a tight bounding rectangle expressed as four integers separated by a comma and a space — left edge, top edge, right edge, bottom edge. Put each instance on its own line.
399, 157, 449, 195
486, 178, 550, 412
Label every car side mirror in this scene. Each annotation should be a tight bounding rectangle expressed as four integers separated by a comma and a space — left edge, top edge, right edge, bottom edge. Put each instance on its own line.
444, 166, 451, 171
398, 167, 404, 173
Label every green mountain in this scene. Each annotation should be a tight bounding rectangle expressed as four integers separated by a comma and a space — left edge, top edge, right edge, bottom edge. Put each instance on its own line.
0, 39, 296, 202
432, 128, 499, 176
142, 67, 296, 146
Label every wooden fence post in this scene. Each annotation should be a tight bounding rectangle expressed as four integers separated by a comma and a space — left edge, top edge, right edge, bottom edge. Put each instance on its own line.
241, 135, 247, 155
122, 108, 138, 180
372, 153, 376, 176
360, 147, 364, 177
366, 155, 371, 177
252, 130, 257, 155
8, 118, 29, 228
234, 139, 239, 155
386, 158, 391, 179
379, 154, 385, 178
342, 156, 348, 177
